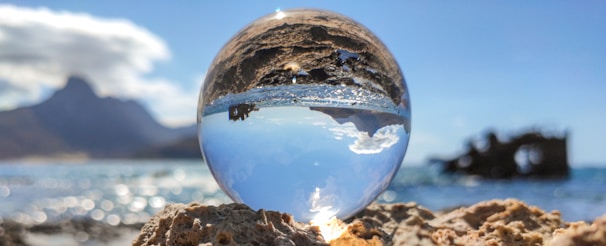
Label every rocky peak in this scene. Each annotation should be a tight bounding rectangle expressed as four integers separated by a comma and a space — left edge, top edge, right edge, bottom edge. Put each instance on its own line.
49, 75, 99, 105
0, 75, 198, 159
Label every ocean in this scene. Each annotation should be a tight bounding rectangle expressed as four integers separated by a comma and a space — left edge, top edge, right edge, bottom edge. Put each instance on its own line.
0, 160, 604, 227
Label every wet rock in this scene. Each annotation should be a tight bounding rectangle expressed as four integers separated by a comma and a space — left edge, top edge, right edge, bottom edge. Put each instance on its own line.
0, 220, 28, 246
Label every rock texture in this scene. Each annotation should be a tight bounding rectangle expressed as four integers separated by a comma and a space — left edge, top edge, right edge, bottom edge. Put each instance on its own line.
201, 9, 408, 109
132, 199, 606, 246
132, 203, 328, 246
549, 214, 606, 246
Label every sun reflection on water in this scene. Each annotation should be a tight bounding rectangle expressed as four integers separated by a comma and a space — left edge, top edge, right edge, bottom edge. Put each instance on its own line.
0, 162, 230, 227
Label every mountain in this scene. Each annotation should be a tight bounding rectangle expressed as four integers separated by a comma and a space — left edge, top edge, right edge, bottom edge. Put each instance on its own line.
0, 76, 197, 159
309, 107, 411, 136
133, 136, 201, 159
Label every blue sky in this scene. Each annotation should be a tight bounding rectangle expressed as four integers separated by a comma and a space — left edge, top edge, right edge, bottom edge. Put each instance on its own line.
0, 1, 604, 165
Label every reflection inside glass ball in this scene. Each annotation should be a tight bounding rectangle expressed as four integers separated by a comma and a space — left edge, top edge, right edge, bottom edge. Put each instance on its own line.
198, 9, 411, 222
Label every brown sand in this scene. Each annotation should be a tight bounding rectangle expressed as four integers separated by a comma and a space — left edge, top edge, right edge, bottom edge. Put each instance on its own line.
132, 199, 605, 246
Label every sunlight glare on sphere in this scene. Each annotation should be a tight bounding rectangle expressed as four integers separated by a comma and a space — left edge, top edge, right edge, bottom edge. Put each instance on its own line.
197, 9, 411, 222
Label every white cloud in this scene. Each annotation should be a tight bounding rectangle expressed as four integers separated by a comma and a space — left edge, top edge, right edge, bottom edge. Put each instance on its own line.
330, 123, 401, 154
349, 125, 401, 154
0, 4, 196, 127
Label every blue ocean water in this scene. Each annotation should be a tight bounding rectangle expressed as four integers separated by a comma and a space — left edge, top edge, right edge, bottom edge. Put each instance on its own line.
0, 160, 604, 226
380, 165, 606, 222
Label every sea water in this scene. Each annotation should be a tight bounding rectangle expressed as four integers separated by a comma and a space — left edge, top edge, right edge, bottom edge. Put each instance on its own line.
1, 161, 605, 225
200, 103, 410, 221
0, 161, 230, 226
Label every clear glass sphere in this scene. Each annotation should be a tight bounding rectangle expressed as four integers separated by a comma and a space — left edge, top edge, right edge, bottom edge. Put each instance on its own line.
198, 9, 411, 222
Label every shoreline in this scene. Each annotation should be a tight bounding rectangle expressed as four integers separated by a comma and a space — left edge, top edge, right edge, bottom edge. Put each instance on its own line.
132, 199, 604, 246
0, 218, 142, 246
2, 199, 604, 245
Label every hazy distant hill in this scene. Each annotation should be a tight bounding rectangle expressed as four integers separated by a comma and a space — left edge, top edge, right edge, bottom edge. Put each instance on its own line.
133, 136, 201, 159
0, 76, 197, 159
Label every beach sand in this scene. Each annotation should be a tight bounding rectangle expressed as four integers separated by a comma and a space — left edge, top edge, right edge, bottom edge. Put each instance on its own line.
131, 199, 605, 246
2, 199, 604, 245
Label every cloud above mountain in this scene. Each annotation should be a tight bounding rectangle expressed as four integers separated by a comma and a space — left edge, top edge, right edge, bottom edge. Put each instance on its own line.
330, 123, 401, 155
0, 4, 196, 126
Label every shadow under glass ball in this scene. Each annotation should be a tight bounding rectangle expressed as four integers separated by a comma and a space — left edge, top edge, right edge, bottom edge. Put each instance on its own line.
198, 9, 411, 222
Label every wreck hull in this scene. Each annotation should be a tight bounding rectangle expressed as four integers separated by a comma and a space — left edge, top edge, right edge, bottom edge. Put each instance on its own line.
433, 131, 569, 179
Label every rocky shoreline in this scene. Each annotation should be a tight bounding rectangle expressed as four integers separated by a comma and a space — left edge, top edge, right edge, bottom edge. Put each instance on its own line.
0, 218, 141, 246
132, 199, 605, 246
2, 199, 604, 245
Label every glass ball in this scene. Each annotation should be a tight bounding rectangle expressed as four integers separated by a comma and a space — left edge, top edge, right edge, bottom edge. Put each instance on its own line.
198, 9, 411, 222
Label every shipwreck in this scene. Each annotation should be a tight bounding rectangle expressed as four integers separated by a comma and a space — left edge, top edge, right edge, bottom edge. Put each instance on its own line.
430, 130, 570, 179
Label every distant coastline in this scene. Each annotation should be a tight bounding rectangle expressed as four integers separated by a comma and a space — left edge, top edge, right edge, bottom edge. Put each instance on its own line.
0, 76, 198, 160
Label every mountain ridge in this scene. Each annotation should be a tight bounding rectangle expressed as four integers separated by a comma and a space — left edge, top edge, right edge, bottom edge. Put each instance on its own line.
0, 76, 198, 159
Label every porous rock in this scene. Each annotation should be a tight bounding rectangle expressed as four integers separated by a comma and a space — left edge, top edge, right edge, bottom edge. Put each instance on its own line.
132, 203, 359, 246
201, 9, 407, 108
548, 214, 606, 246
133, 199, 606, 246
428, 199, 564, 246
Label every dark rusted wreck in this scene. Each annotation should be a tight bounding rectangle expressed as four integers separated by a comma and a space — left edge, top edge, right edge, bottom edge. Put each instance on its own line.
431, 130, 570, 179
228, 103, 258, 121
